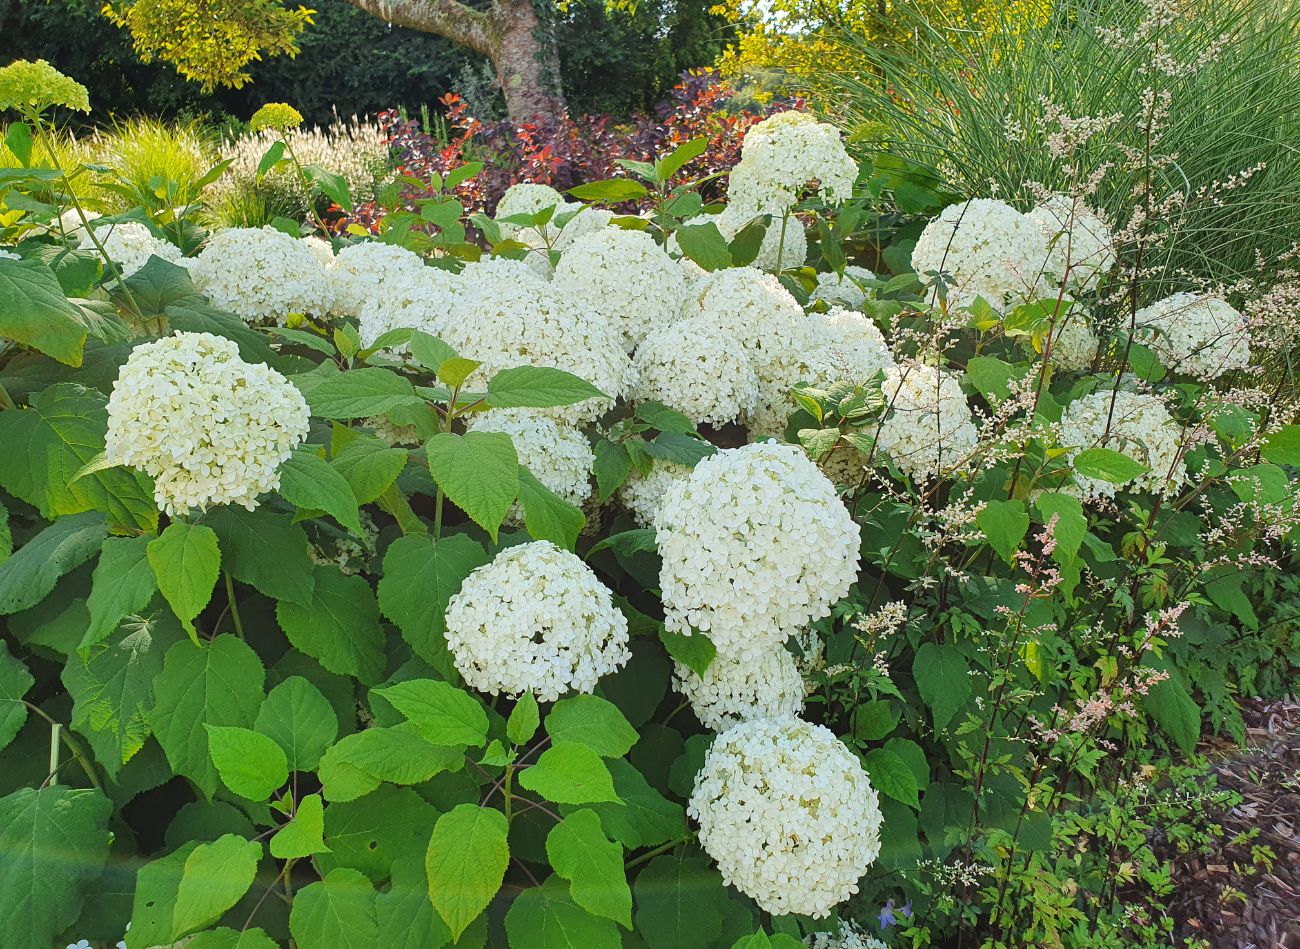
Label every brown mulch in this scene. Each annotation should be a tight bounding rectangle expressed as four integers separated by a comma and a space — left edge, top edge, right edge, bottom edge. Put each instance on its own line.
1168, 699, 1300, 949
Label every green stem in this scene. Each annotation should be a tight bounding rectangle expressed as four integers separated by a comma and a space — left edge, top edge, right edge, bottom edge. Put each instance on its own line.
282, 139, 333, 239
624, 838, 686, 871
503, 765, 514, 824
25, 701, 104, 791
224, 572, 245, 638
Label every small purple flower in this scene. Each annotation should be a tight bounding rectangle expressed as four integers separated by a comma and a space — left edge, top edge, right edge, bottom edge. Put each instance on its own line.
878, 899, 897, 930
900, 900, 913, 920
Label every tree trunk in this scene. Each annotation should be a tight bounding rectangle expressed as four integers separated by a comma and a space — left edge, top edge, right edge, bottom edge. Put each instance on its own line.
341, 0, 566, 123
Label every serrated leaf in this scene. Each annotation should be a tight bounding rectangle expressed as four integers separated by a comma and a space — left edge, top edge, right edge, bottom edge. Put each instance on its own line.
633, 855, 726, 949
254, 676, 338, 771
323, 725, 464, 788
1034, 491, 1087, 567
863, 747, 920, 809
518, 465, 585, 550
409, 331, 458, 372
1072, 446, 1149, 484
148, 522, 220, 642
83, 535, 158, 650
0, 255, 88, 365
568, 179, 648, 202
305, 366, 422, 419
173, 833, 260, 936
0, 640, 35, 753
593, 440, 632, 503
674, 221, 731, 272
659, 627, 715, 677
276, 566, 386, 684
206, 506, 315, 607
278, 447, 362, 532
290, 868, 379, 949
425, 431, 519, 541
425, 803, 509, 940
186, 927, 280, 949
505, 874, 622, 948
205, 725, 289, 800
376, 678, 488, 748
148, 635, 265, 800
912, 642, 971, 731
975, 499, 1029, 563
375, 853, 453, 949
546, 695, 638, 758
1261, 424, 1300, 465
519, 742, 619, 804
317, 784, 437, 882
270, 792, 329, 859
377, 533, 487, 667
578, 759, 686, 849
332, 438, 408, 504
546, 809, 631, 927
0, 510, 106, 615
508, 692, 540, 745
0, 786, 112, 948
642, 431, 715, 466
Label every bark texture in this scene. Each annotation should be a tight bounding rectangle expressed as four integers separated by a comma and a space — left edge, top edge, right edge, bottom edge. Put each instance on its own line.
342, 0, 566, 122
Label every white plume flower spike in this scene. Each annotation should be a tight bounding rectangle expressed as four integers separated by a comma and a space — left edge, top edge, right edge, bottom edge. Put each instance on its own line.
688, 717, 883, 917
105, 331, 310, 515
655, 442, 860, 656
444, 540, 631, 701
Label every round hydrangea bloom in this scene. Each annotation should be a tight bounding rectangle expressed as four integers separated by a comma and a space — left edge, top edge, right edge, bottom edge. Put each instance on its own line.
911, 199, 1047, 313
746, 307, 895, 438
327, 241, 428, 317
730, 112, 858, 212
818, 445, 872, 489
655, 442, 861, 657
1049, 312, 1100, 371
552, 206, 613, 254
680, 268, 813, 370
467, 409, 593, 518
444, 541, 631, 701
688, 717, 883, 917
713, 205, 808, 273
1133, 292, 1250, 379
617, 461, 692, 528
445, 258, 634, 424
806, 921, 889, 949
105, 332, 309, 514
674, 647, 804, 732
553, 228, 689, 353
1058, 389, 1187, 498
356, 265, 462, 348
494, 183, 567, 239
79, 221, 182, 278
632, 320, 759, 426
812, 266, 877, 310
189, 226, 330, 323
300, 236, 335, 267
54, 208, 99, 239
1027, 195, 1115, 292
876, 363, 978, 481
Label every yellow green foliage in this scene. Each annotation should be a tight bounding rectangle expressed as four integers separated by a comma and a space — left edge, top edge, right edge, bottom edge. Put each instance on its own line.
101, 0, 316, 91
249, 102, 305, 133
711, 0, 1051, 84
0, 59, 91, 115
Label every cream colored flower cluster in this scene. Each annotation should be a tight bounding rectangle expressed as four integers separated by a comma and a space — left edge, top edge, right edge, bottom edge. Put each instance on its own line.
688, 717, 883, 917
1049, 311, 1101, 371
1028, 195, 1116, 292
467, 409, 594, 519
357, 266, 462, 350
812, 265, 878, 310
728, 112, 858, 213
806, 922, 889, 949
1059, 388, 1188, 499
188, 226, 330, 324
876, 363, 979, 481
655, 442, 861, 658
443, 541, 630, 701
1134, 291, 1250, 379
327, 240, 429, 317
673, 647, 804, 732
79, 220, 182, 278
617, 461, 692, 528
632, 320, 759, 427
442, 258, 633, 423
553, 227, 689, 352
911, 198, 1047, 313
105, 331, 309, 515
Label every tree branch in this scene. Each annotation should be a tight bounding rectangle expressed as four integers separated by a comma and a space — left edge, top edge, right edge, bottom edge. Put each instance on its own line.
339, 0, 496, 56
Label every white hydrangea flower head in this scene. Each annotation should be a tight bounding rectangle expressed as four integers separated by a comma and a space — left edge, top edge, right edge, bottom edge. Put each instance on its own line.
444, 541, 631, 701
714, 205, 808, 272
805, 921, 889, 949
876, 363, 979, 482
1133, 291, 1250, 380
53, 208, 99, 238
356, 264, 462, 348
680, 267, 812, 368
818, 445, 872, 489
300, 235, 335, 267
467, 409, 594, 519
553, 227, 689, 353
1027, 195, 1115, 292
812, 266, 878, 310
327, 240, 428, 317
674, 646, 804, 732
189, 226, 331, 324
911, 198, 1047, 313
79, 220, 182, 278
1049, 311, 1100, 371
688, 717, 883, 917
494, 183, 568, 240
732, 111, 858, 210
445, 257, 634, 424
551, 206, 614, 254
745, 308, 894, 438
617, 460, 693, 528
655, 442, 861, 657
1058, 389, 1188, 498
632, 319, 760, 426
105, 332, 309, 515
